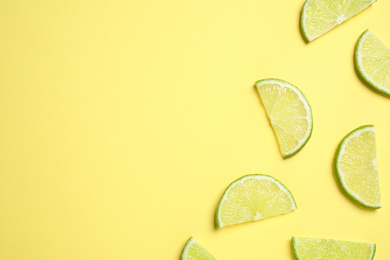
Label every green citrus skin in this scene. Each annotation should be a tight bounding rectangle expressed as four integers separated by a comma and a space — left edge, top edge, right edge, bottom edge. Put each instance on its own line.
299, 0, 311, 43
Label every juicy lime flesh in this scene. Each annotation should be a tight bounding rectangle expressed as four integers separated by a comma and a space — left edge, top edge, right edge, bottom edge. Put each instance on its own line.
293, 237, 375, 260
357, 31, 390, 94
217, 175, 296, 227
182, 238, 216, 260
337, 127, 380, 206
257, 81, 311, 157
302, 0, 376, 41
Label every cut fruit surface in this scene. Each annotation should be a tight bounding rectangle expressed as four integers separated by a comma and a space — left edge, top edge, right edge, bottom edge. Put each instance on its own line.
256, 78, 313, 158
216, 174, 296, 228
333, 125, 381, 209
301, 0, 376, 42
181, 237, 217, 260
355, 30, 390, 97
292, 237, 376, 260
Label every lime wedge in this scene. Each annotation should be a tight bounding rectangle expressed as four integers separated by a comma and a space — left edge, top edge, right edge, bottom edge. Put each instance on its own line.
256, 78, 313, 159
216, 174, 296, 228
355, 30, 390, 97
301, 0, 376, 42
292, 237, 376, 260
181, 237, 217, 260
333, 125, 381, 209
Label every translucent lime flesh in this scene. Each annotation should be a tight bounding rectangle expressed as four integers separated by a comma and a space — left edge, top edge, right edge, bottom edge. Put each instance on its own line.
181, 237, 216, 260
292, 237, 376, 260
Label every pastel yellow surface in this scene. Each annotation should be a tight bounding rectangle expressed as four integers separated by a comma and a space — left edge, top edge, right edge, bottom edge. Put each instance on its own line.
0, 1, 389, 259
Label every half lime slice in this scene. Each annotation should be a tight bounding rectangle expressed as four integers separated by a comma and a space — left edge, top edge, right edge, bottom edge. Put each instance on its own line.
181, 237, 217, 260
292, 236, 376, 260
355, 30, 390, 97
301, 0, 376, 42
256, 78, 313, 158
334, 125, 381, 209
216, 174, 296, 228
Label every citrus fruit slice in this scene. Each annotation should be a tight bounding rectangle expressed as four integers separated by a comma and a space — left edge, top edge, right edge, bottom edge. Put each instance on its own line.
292, 237, 376, 260
301, 0, 376, 42
181, 237, 217, 260
216, 174, 296, 228
255, 78, 313, 159
355, 30, 390, 97
334, 125, 381, 209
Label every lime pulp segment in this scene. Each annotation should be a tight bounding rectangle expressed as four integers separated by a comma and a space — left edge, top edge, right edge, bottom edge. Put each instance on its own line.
292, 237, 376, 260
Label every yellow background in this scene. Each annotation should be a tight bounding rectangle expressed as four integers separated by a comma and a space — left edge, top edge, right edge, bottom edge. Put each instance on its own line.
1, 0, 390, 259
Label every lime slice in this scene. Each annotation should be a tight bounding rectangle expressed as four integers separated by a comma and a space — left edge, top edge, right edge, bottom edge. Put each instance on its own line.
292, 237, 376, 260
256, 78, 313, 158
181, 237, 217, 260
333, 125, 381, 209
301, 0, 376, 42
216, 174, 296, 228
355, 30, 390, 97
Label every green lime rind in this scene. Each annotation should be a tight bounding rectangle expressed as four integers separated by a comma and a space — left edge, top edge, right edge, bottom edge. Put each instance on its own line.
372, 244, 377, 260
255, 78, 313, 159
355, 30, 390, 98
215, 174, 297, 228
372, 244, 377, 259
333, 125, 381, 209
291, 237, 300, 260
292, 237, 376, 260
181, 237, 217, 260
300, 0, 312, 43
